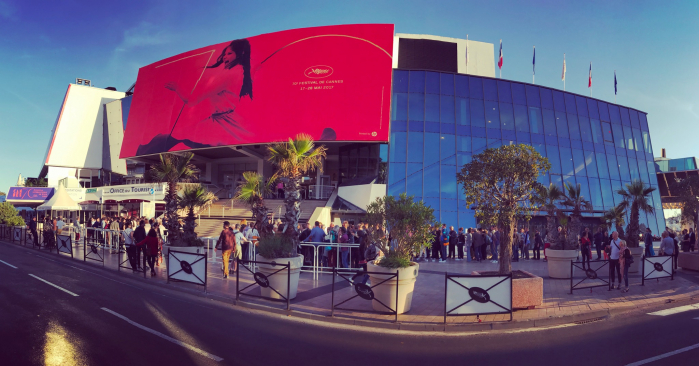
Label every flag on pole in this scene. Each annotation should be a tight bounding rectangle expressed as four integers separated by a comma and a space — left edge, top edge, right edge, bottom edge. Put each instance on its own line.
561, 54, 566, 81
465, 34, 469, 71
588, 62, 592, 88
498, 40, 503, 69
532, 46, 535, 75
614, 71, 617, 95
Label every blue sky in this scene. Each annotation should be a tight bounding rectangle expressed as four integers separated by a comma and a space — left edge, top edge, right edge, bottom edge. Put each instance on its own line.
1, 0, 698, 192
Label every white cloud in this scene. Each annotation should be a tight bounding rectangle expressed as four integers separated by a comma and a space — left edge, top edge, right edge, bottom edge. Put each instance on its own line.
116, 22, 172, 52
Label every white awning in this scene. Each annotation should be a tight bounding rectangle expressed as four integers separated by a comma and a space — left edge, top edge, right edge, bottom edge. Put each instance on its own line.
37, 184, 81, 211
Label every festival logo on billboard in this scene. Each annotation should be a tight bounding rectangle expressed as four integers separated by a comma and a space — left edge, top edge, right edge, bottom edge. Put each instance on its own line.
7, 187, 55, 201
120, 24, 394, 158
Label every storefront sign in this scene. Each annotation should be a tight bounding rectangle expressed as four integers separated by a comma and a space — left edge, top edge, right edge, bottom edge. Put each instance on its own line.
6, 187, 54, 202
101, 183, 166, 201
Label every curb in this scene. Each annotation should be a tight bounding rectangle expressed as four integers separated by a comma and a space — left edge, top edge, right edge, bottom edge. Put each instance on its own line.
3, 240, 697, 334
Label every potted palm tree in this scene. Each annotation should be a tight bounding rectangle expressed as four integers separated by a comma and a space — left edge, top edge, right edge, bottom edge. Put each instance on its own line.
364, 193, 434, 314
234, 172, 274, 235
149, 152, 199, 245
617, 179, 656, 273
546, 183, 592, 279
603, 206, 626, 240
533, 183, 572, 278
175, 184, 216, 254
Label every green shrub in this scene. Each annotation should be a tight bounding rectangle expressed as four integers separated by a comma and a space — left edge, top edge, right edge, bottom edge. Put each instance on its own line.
0, 202, 25, 226
257, 234, 296, 259
375, 254, 411, 269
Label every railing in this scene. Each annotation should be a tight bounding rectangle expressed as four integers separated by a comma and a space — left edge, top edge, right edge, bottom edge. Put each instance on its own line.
306, 185, 335, 200
569, 259, 610, 293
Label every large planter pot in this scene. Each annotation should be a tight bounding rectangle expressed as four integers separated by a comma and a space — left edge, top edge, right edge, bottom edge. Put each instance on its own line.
472, 270, 543, 309
679, 252, 699, 271
366, 261, 419, 314
628, 247, 644, 273
255, 254, 304, 300
546, 249, 578, 279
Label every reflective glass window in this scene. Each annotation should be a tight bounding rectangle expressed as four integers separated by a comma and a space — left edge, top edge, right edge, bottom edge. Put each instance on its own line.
611, 180, 624, 206
564, 93, 577, 114
425, 94, 440, 122
638, 159, 650, 184
588, 177, 603, 209
409, 71, 425, 93
632, 128, 643, 153
441, 164, 457, 199
469, 77, 483, 99
472, 137, 487, 154
440, 73, 454, 95
393, 70, 409, 93
423, 163, 440, 197
552, 90, 566, 111
577, 176, 591, 202
623, 125, 635, 150
575, 96, 588, 117
392, 93, 408, 121
408, 93, 424, 121
424, 133, 440, 166
567, 114, 581, 140
547, 145, 562, 174
487, 138, 502, 149
426, 72, 439, 94
560, 147, 575, 176
406, 164, 422, 197
514, 104, 529, 132
483, 79, 498, 101
563, 174, 577, 191
540, 88, 554, 110
639, 113, 649, 131
388, 162, 405, 185
602, 122, 614, 145
617, 155, 630, 181
407, 132, 423, 163
596, 152, 610, 179
611, 124, 625, 149
388, 179, 406, 197
542, 109, 556, 137
512, 83, 527, 105
606, 154, 621, 180
598, 101, 610, 121
600, 178, 614, 208
497, 80, 512, 102
455, 74, 469, 97
533, 143, 547, 158
609, 104, 621, 124
485, 101, 500, 129
440, 95, 455, 124
457, 152, 471, 167
470, 99, 486, 127
456, 97, 470, 125
579, 116, 593, 142
551, 174, 563, 192
390, 132, 407, 162
424, 197, 439, 212
572, 148, 587, 177
441, 202, 457, 217
588, 100, 600, 119
590, 118, 603, 144
584, 150, 598, 177
555, 111, 569, 138
528, 107, 544, 134
620, 107, 631, 126
441, 134, 455, 163
526, 85, 541, 107
629, 110, 640, 128
457, 135, 471, 151
499, 103, 515, 130
628, 157, 640, 181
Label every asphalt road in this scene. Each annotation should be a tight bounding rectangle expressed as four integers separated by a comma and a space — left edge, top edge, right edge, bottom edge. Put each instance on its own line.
1, 241, 699, 366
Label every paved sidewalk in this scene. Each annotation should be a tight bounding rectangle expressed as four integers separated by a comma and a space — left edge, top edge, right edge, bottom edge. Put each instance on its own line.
6, 239, 699, 328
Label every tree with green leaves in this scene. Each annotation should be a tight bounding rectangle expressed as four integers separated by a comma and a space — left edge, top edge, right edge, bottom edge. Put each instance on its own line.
603, 206, 626, 239
24, 178, 47, 187
235, 171, 275, 235
533, 183, 564, 248
671, 175, 699, 230
364, 193, 435, 268
0, 202, 25, 226
178, 184, 216, 246
560, 183, 593, 249
149, 153, 199, 245
267, 134, 327, 244
616, 179, 656, 248
456, 144, 550, 274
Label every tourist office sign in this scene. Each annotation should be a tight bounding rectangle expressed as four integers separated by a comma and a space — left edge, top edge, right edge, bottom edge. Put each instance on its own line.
100, 183, 166, 201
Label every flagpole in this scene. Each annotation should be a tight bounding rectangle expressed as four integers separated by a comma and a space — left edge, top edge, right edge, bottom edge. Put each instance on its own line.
465, 34, 469, 75
614, 69, 617, 104
590, 62, 592, 98
533, 46, 535, 84
563, 54, 566, 91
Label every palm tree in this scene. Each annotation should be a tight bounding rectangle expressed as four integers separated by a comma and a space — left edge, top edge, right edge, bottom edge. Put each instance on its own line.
149, 153, 199, 244
234, 172, 275, 235
533, 183, 564, 249
561, 183, 593, 250
178, 185, 216, 245
603, 206, 626, 239
616, 179, 655, 248
267, 134, 327, 243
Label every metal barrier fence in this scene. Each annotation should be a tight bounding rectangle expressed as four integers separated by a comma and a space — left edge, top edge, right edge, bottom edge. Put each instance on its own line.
570, 259, 610, 293
56, 234, 73, 258
167, 250, 207, 291
236, 259, 291, 310
331, 268, 399, 322
84, 239, 105, 266
12, 226, 24, 244
444, 273, 513, 323
642, 255, 674, 285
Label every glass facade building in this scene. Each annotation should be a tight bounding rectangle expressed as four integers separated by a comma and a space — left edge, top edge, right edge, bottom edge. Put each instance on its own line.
387, 69, 665, 234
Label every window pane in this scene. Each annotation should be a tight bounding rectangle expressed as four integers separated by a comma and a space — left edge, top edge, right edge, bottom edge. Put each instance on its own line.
564, 93, 577, 114
456, 97, 470, 125
469, 77, 483, 99
596, 152, 610, 179
409, 71, 425, 93
455, 74, 469, 97
392, 93, 408, 121
611, 124, 625, 149
567, 114, 580, 140
440, 73, 454, 95
470, 99, 485, 127
590, 118, 603, 144
609, 104, 621, 124
628, 157, 640, 181
388, 162, 405, 185
555, 111, 569, 138
579, 116, 593, 142
483, 79, 498, 101
617, 155, 630, 181
572, 148, 587, 177
588, 99, 600, 119
485, 101, 500, 129
528, 107, 544, 134
606, 154, 621, 180
426, 72, 439, 94
425, 94, 439, 122
457, 135, 471, 151
423, 163, 439, 197
560, 147, 575, 176
553, 91, 566, 111
408, 93, 424, 121
497, 80, 512, 102
629, 110, 641, 128
588, 177, 603, 210
440, 134, 455, 163
511, 83, 527, 105
620, 107, 631, 126
526, 85, 541, 107
406, 164, 422, 197
540, 88, 554, 110
440, 164, 457, 199
632, 128, 643, 153
547, 145, 562, 174
602, 122, 614, 145
543, 109, 556, 137
598, 101, 610, 121
472, 137, 487, 154
514, 104, 529, 132
393, 70, 409, 92
600, 178, 614, 209
585, 150, 598, 177
575, 96, 588, 117
440, 95, 455, 124
500, 103, 515, 130
407, 132, 423, 162
424, 133, 440, 166
390, 132, 407, 162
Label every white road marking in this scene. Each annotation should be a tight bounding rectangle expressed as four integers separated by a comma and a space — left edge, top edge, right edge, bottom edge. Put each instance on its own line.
626, 342, 699, 365
101, 307, 223, 362
28, 274, 79, 296
0, 259, 17, 269
647, 303, 699, 316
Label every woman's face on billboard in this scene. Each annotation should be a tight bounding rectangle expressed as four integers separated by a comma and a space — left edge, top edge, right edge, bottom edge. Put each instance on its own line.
223, 47, 237, 66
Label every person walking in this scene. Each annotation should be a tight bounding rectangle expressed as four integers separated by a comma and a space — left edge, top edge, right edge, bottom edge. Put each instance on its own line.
28, 217, 39, 247
139, 225, 160, 277
457, 228, 465, 261
109, 217, 120, 254
690, 228, 696, 252
580, 231, 592, 271
593, 227, 604, 260
491, 227, 499, 263
448, 226, 457, 259
133, 220, 147, 271
216, 221, 236, 278
481, 229, 490, 262
660, 231, 674, 257
472, 229, 483, 262
338, 227, 350, 268
533, 230, 543, 260
465, 228, 473, 262
681, 229, 690, 252
511, 231, 520, 261
439, 230, 449, 262
644, 228, 655, 257
122, 222, 139, 273
619, 241, 632, 293
607, 231, 623, 290
522, 228, 530, 260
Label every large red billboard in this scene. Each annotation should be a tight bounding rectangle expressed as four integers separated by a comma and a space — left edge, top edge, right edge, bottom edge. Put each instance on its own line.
120, 24, 394, 158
